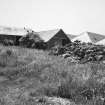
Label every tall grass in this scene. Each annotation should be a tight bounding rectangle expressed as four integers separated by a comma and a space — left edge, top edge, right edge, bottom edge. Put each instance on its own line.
0, 46, 105, 104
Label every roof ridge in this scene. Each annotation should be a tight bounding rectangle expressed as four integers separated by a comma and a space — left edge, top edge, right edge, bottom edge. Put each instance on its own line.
37, 28, 61, 33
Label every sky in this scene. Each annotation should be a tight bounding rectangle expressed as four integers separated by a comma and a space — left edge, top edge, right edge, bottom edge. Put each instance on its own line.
0, 0, 105, 35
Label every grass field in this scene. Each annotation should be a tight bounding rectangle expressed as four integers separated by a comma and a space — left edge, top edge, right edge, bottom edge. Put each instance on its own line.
0, 45, 105, 105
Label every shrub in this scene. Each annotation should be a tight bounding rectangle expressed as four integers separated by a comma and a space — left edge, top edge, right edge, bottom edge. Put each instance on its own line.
19, 32, 47, 49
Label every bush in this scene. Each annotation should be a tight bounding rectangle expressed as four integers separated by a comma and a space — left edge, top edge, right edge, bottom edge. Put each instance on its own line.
50, 41, 105, 64
19, 32, 47, 49
49, 46, 66, 55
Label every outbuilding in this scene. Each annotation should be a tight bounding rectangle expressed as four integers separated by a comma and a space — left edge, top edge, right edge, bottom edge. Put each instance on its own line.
0, 26, 28, 45
37, 29, 71, 49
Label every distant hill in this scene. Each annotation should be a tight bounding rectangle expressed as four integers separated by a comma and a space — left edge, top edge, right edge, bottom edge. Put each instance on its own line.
96, 38, 105, 45
66, 34, 77, 40
72, 31, 105, 44
0, 26, 33, 36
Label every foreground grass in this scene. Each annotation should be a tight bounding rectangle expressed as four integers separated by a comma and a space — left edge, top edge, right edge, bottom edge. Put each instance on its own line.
0, 46, 105, 105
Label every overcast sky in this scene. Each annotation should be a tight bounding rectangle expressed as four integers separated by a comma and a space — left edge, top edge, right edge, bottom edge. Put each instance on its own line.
0, 0, 105, 35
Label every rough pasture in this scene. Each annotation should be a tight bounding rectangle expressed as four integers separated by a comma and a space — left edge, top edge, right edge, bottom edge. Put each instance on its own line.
0, 46, 104, 105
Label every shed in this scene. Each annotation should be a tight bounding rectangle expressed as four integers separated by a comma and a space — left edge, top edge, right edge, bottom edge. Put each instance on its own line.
37, 29, 71, 49
0, 26, 28, 45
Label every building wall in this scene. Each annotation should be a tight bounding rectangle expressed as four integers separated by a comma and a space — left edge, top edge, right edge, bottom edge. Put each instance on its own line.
47, 30, 71, 49
0, 34, 22, 45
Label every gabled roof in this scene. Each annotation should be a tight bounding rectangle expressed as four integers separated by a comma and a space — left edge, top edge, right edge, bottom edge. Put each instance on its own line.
0, 26, 28, 36
37, 29, 62, 42
72, 31, 105, 43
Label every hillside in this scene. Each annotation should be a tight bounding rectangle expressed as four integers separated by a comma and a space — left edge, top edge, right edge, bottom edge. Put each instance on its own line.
0, 46, 105, 105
